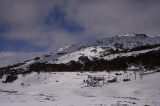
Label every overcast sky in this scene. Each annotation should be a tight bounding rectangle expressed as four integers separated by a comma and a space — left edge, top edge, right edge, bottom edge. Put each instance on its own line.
0, 0, 160, 67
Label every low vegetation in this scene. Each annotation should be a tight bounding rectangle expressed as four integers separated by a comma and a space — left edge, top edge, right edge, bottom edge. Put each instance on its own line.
0, 46, 160, 83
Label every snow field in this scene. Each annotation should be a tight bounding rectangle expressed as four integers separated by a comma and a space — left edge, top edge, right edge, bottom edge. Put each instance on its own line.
0, 71, 160, 106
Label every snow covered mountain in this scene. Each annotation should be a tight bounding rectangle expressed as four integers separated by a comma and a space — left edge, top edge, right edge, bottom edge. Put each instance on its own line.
1, 33, 160, 106
13, 33, 160, 69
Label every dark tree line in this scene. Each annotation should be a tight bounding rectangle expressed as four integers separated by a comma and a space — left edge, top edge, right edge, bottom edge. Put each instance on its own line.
1, 48, 160, 82
26, 49, 160, 73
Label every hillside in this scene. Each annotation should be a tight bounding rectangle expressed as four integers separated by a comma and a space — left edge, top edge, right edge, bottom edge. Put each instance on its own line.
1, 33, 160, 75
21, 33, 160, 67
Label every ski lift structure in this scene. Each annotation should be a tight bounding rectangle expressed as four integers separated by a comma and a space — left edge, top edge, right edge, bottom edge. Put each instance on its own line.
84, 75, 106, 87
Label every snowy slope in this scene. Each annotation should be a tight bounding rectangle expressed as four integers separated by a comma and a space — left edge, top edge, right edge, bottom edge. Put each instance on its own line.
14, 33, 160, 69
0, 71, 160, 106
49, 46, 160, 64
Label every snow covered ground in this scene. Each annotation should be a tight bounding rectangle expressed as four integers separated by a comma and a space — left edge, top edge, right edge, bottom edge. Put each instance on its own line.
0, 71, 160, 106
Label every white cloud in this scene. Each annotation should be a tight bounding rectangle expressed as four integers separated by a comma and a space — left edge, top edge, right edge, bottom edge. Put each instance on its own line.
1, 0, 160, 48
65, 0, 160, 37
0, 0, 68, 48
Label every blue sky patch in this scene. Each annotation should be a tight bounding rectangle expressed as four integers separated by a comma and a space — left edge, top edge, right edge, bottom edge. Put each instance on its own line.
44, 6, 84, 33
0, 36, 46, 52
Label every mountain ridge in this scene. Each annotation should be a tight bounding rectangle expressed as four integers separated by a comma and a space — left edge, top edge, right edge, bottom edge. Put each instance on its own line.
21, 33, 160, 67
1, 33, 160, 73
